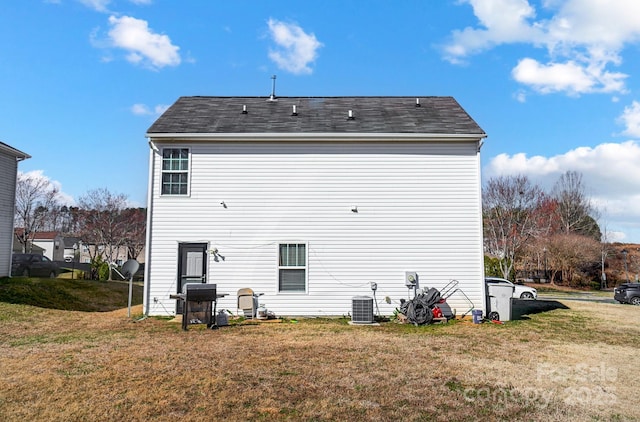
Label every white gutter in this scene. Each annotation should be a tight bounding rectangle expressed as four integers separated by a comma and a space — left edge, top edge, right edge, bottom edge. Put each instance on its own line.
0, 143, 31, 160
145, 132, 487, 142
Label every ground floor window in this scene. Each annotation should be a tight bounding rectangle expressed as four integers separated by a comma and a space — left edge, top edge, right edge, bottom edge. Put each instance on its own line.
278, 243, 307, 292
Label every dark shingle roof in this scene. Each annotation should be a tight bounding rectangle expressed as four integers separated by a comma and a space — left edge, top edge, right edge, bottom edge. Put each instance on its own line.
147, 96, 485, 136
0, 141, 30, 159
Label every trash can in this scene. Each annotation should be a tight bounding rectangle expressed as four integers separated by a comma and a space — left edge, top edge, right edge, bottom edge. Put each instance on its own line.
472, 309, 483, 324
486, 283, 514, 321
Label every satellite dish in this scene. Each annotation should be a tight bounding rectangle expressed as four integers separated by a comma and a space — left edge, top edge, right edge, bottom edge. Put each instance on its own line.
122, 259, 140, 279
122, 259, 140, 319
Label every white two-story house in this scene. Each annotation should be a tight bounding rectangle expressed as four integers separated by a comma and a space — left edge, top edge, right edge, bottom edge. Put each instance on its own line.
144, 96, 487, 317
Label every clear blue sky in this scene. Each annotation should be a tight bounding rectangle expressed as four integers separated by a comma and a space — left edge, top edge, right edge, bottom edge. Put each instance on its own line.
2, 0, 640, 242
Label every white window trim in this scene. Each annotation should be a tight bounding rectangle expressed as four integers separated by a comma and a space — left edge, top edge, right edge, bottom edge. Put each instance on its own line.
277, 242, 308, 294
160, 147, 191, 196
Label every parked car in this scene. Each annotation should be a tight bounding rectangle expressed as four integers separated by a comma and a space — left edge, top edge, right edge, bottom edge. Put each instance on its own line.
485, 277, 537, 299
614, 283, 640, 305
11, 254, 59, 278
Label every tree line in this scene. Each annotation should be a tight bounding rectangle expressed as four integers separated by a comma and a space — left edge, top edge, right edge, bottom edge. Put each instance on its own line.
483, 170, 615, 287
14, 173, 146, 281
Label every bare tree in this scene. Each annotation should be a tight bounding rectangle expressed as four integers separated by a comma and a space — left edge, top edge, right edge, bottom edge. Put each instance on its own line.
121, 208, 146, 260
551, 171, 600, 238
599, 221, 613, 288
77, 188, 128, 281
483, 175, 546, 279
546, 233, 600, 286
14, 172, 60, 252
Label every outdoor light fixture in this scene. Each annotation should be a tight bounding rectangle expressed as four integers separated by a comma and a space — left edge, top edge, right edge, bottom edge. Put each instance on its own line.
211, 248, 225, 262
220, 201, 227, 208
351, 206, 358, 213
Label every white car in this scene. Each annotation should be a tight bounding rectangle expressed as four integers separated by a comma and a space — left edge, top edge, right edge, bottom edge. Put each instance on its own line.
485, 277, 537, 300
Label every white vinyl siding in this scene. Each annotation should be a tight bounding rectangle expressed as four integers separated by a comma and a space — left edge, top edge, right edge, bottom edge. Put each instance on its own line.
145, 140, 484, 317
0, 153, 18, 277
161, 148, 189, 195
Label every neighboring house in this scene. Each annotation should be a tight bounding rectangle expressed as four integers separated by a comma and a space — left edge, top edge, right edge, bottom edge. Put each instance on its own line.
12, 235, 45, 255
81, 243, 130, 266
29, 231, 64, 261
0, 142, 30, 277
144, 96, 487, 317
60, 239, 131, 266
61, 237, 82, 262
15, 231, 132, 266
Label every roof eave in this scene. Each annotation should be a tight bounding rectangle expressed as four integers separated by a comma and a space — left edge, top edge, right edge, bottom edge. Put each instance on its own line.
0, 142, 30, 160
145, 132, 487, 142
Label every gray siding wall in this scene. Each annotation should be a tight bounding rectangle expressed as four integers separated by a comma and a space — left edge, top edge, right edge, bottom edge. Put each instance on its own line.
145, 141, 485, 317
0, 153, 18, 277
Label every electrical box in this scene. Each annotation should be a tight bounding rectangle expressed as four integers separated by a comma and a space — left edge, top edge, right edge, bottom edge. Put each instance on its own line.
405, 272, 418, 289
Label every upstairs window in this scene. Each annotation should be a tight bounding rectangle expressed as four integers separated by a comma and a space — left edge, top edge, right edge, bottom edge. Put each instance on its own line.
278, 243, 307, 292
161, 148, 189, 195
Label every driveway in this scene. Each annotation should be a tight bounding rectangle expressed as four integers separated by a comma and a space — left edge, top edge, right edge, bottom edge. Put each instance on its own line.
537, 291, 617, 304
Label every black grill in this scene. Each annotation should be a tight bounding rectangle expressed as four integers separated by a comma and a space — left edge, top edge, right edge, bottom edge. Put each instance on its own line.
177, 283, 218, 330
184, 283, 217, 302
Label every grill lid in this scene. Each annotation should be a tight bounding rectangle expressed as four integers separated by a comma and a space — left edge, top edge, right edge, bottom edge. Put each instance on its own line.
183, 283, 217, 301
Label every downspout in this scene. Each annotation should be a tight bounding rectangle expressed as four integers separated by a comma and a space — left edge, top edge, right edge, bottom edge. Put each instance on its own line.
476, 136, 487, 315
143, 140, 159, 315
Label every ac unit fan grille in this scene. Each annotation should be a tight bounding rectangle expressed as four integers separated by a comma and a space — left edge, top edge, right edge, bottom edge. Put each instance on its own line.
352, 296, 374, 324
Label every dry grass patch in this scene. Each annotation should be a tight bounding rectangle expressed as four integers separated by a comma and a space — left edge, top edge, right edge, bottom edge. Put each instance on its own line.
0, 300, 638, 421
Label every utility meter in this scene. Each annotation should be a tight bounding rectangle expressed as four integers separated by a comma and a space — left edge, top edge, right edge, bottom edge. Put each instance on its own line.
405, 272, 418, 288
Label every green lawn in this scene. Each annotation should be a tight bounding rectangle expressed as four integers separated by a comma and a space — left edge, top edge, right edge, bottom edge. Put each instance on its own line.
0, 276, 143, 312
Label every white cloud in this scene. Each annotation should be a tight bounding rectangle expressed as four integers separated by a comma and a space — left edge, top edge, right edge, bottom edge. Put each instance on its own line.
618, 101, 640, 138
107, 15, 180, 69
18, 170, 75, 205
78, 0, 111, 12
443, 0, 542, 61
484, 141, 640, 241
131, 103, 169, 116
445, 0, 640, 96
76, 0, 151, 11
511, 57, 626, 95
267, 18, 323, 75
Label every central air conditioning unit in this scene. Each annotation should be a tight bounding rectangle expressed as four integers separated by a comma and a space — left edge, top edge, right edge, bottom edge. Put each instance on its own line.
351, 296, 374, 324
